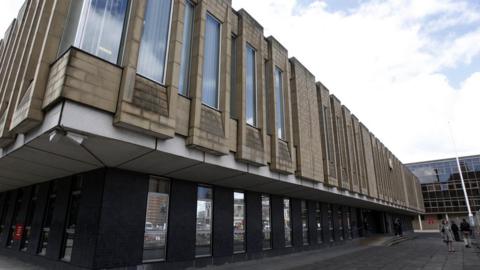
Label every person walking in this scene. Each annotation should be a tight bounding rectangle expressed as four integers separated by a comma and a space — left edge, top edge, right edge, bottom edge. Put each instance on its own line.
451, 221, 460, 242
440, 219, 455, 252
460, 219, 472, 248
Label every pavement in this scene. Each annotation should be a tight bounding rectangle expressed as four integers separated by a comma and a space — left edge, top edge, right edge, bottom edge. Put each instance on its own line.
0, 234, 478, 269
199, 234, 480, 270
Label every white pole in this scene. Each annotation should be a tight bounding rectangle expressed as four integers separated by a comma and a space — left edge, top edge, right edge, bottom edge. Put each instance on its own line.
447, 122, 474, 225
418, 214, 423, 231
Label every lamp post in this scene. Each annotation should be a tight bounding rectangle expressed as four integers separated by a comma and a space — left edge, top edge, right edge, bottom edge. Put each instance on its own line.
448, 122, 475, 226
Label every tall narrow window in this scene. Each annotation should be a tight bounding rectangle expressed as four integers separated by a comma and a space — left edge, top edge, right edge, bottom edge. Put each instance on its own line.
230, 35, 238, 119
246, 44, 257, 126
261, 195, 272, 250
233, 192, 245, 253
178, 1, 194, 95
283, 198, 292, 247
301, 200, 309, 245
346, 208, 353, 239
61, 178, 83, 262
7, 190, 23, 248
20, 185, 40, 252
337, 208, 344, 241
202, 14, 221, 108
327, 204, 334, 242
316, 202, 323, 244
38, 181, 58, 256
195, 186, 213, 257
264, 60, 270, 133
275, 67, 285, 139
59, 0, 129, 64
143, 178, 170, 262
137, 0, 173, 83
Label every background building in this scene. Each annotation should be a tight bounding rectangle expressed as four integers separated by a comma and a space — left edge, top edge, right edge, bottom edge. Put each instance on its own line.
407, 155, 480, 230
0, 0, 423, 269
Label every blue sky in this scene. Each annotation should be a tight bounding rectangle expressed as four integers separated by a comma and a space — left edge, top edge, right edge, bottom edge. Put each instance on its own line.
233, 0, 480, 162
1, 0, 479, 163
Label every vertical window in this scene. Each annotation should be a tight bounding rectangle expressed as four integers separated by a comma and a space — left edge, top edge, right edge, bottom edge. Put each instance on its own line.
59, 0, 129, 64
261, 195, 272, 250
230, 35, 238, 119
246, 44, 257, 126
38, 181, 58, 256
264, 60, 270, 133
178, 1, 194, 95
195, 186, 213, 257
61, 178, 83, 262
143, 178, 170, 262
20, 185, 40, 252
275, 67, 285, 139
233, 192, 245, 253
202, 14, 221, 109
0, 193, 10, 238
315, 202, 323, 244
137, 0, 173, 83
283, 198, 292, 247
346, 208, 353, 239
7, 190, 23, 248
322, 106, 330, 161
338, 208, 344, 241
327, 204, 334, 242
301, 200, 309, 245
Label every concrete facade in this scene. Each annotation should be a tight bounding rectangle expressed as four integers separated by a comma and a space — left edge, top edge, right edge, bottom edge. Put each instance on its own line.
0, 0, 423, 269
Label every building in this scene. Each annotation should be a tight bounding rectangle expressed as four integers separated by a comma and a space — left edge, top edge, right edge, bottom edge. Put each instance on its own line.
0, 0, 423, 269
407, 155, 480, 230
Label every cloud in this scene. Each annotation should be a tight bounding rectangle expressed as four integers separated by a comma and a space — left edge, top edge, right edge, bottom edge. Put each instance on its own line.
232, 0, 480, 163
0, 0, 25, 38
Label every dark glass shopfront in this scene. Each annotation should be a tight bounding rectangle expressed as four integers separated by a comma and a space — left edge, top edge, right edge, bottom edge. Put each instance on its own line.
0, 168, 413, 269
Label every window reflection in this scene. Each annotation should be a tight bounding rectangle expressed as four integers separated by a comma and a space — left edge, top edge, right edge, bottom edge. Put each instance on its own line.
61, 178, 83, 262
39, 181, 58, 256
60, 0, 129, 64
338, 208, 344, 241
233, 192, 245, 253
262, 195, 272, 250
275, 67, 285, 139
137, 0, 173, 84
7, 189, 23, 248
143, 178, 170, 262
327, 204, 334, 242
284, 198, 292, 247
20, 185, 39, 252
202, 14, 221, 108
316, 202, 323, 244
196, 186, 213, 257
301, 200, 309, 245
178, 0, 194, 95
246, 44, 257, 126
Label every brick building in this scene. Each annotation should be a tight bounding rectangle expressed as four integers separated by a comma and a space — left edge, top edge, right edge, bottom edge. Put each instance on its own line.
0, 0, 423, 269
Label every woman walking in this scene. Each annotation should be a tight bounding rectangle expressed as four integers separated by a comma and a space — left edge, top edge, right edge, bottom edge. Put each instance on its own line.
440, 219, 455, 252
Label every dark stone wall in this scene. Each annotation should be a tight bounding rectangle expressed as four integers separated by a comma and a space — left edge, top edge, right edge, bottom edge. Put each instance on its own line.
166, 179, 197, 262
93, 169, 149, 269
213, 186, 233, 258
307, 200, 317, 245
291, 199, 302, 247
271, 195, 285, 249
71, 169, 106, 269
245, 191, 262, 254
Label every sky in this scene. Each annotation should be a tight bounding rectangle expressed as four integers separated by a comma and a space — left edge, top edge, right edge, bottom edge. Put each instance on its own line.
1, 0, 479, 163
